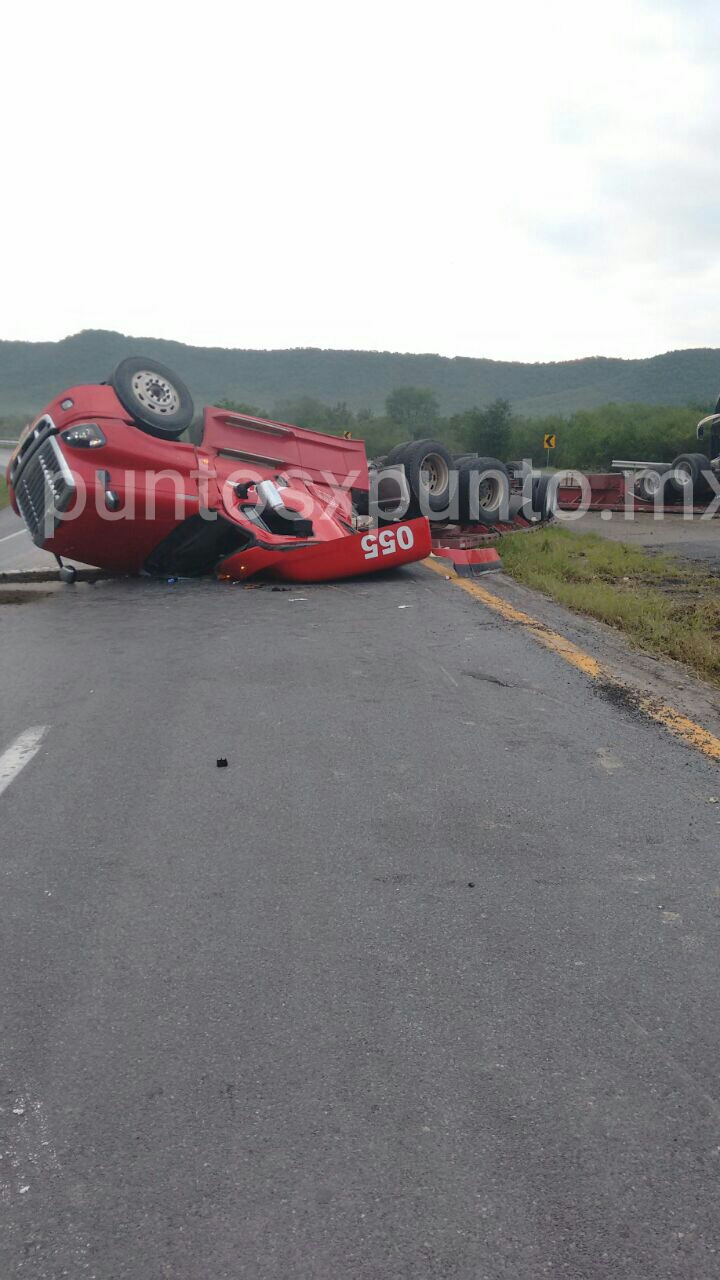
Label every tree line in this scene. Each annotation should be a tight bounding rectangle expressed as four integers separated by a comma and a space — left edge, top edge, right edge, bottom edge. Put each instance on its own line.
1, 390, 705, 471
219, 388, 706, 470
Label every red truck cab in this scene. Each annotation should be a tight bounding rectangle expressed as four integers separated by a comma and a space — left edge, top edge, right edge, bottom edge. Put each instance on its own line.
6, 358, 431, 582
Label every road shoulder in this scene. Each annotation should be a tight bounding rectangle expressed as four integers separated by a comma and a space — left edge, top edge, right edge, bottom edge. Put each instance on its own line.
443, 563, 720, 746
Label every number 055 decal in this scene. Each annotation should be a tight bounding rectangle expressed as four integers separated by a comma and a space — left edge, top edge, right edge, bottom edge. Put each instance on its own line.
361, 525, 415, 560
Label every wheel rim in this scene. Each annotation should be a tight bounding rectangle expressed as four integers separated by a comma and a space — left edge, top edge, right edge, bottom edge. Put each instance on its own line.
420, 453, 449, 494
635, 470, 662, 499
477, 475, 501, 510
675, 463, 693, 488
131, 370, 181, 418
646, 472, 662, 497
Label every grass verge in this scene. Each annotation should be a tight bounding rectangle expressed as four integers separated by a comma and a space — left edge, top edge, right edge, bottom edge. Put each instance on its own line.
500, 527, 720, 687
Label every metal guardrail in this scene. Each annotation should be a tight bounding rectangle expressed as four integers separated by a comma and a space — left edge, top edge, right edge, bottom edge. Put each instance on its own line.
610, 459, 672, 471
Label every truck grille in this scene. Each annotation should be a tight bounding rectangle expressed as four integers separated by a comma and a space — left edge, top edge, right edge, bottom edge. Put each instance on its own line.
15, 430, 76, 546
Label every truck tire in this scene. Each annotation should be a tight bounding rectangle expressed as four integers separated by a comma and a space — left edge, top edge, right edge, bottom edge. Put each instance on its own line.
633, 468, 666, 503
523, 474, 556, 523
384, 441, 413, 467
668, 453, 712, 499
109, 357, 194, 439
396, 439, 454, 514
458, 457, 510, 525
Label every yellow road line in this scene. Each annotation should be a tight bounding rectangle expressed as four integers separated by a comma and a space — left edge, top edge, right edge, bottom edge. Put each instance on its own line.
638, 699, 720, 762
423, 556, 720, 764
424, 557, 601, 678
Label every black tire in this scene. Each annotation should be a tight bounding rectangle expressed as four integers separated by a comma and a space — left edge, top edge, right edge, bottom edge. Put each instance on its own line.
397, 438, 454, 514
384, 441, 413, 467
458, 457, 510, 525
633, 468, 667, 504
523, 473, 556, 523
453, 452, 478, 467
109, 357, 194, 439
668, 452, 712, 499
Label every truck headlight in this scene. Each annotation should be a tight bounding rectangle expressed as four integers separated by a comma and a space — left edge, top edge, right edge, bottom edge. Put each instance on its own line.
61, 423, 107, 449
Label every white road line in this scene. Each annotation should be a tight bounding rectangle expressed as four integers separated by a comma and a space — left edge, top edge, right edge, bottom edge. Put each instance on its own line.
0, 727, 48, 799
0, 530, 27, 545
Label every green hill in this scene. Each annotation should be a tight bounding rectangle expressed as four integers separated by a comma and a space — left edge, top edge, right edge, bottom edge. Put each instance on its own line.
1, 329, 719, 421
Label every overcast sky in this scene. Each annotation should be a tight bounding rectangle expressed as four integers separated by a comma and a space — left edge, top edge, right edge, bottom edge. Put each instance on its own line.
2, 0, 718, 362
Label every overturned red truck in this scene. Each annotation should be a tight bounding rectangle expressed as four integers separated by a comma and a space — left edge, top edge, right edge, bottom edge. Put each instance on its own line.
6, 358, 432, 583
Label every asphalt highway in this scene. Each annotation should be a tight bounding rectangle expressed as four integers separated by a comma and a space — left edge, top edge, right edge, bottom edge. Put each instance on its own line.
0, 505, 88, 574
2, 564, 720, 1278
0, 506, 40, 573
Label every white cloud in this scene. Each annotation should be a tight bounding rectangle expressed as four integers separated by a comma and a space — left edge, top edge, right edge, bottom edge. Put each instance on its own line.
1, 0, 718, 360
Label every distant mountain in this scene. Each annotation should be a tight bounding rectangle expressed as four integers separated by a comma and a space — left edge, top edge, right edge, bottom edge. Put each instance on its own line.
1, 329, 719, 419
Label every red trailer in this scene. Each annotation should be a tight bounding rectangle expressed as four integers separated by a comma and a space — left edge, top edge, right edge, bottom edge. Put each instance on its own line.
556, 464, 720, 515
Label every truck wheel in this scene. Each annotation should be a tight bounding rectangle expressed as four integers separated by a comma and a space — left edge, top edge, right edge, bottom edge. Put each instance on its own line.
458, 457, 510, 524
109, 357, 194, 439
633, 469, 666, 503
523, 474, 556, 523
398, 439, 454, 513
668, 453, 712, 498
384, 441, 413, 467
